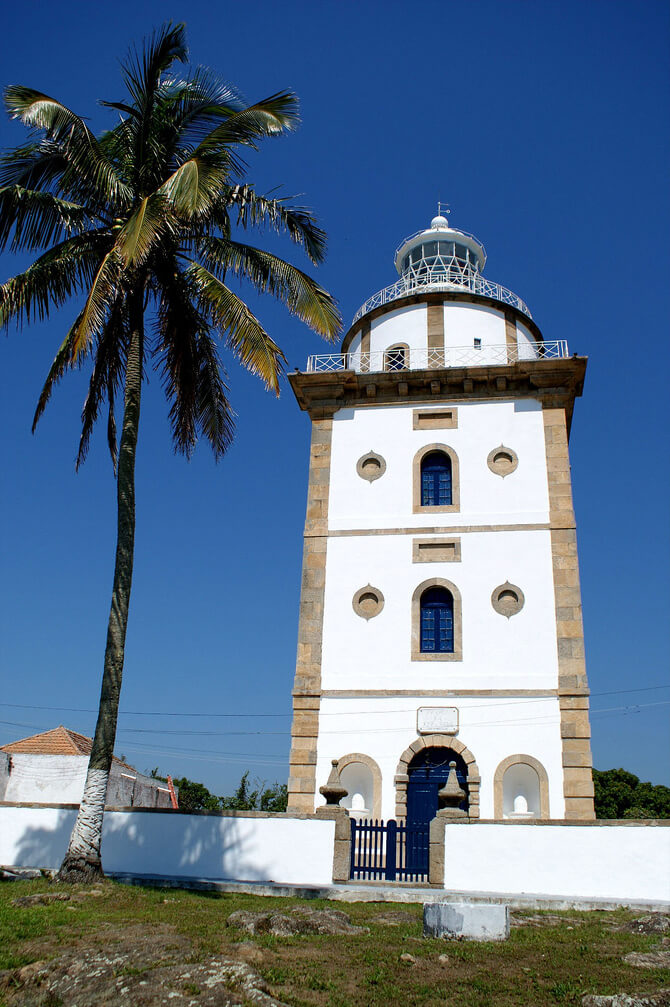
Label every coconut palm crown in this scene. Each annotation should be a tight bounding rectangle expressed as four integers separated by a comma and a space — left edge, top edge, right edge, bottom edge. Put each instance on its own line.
0, 22, 340, 880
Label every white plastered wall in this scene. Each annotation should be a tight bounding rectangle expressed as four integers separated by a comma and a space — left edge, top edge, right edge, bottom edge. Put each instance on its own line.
328, 398, 549, 530
0, 806, 336, 886
315, 696, 564, 821
317, 386, 563, 819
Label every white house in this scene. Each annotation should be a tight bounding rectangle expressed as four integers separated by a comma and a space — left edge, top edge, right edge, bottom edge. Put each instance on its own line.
0, 726, 174, 808
286, 213, 594, 826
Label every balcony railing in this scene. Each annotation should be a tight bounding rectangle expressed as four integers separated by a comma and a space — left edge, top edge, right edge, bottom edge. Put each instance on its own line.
352, 266, 531, 324
305, 341, 569, 374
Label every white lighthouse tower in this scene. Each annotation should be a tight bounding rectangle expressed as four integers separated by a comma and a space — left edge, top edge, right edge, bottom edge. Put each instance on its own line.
287, 212, 595, 825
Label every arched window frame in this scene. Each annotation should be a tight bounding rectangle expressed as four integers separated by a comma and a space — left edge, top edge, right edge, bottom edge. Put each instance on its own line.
384, 342, 409, 371
413, 443, 460, 513
411, 577, 463, 662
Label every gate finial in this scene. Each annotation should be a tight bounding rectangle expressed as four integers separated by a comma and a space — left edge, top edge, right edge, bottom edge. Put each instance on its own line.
319, 759, 348, 806
437, 761, 468, 819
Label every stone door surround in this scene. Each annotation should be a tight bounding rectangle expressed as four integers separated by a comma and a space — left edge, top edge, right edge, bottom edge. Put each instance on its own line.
394, 734, 480, 820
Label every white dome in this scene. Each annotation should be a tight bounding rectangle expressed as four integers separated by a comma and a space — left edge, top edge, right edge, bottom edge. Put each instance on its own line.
431, 215, 450, 230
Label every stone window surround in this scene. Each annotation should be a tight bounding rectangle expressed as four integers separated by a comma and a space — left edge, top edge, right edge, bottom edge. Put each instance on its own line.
487, 445, 519, 477
491, 581, 525, 618
411, 576, 463, 662
394, 734, 480, 820
356, 450, 387, 482
336, 752, 383, 821
412, 442, 460, 514
412, 536, 462, 563
352, 584, 385, 621
413, 407, 458, 431
493, 753, 550, 819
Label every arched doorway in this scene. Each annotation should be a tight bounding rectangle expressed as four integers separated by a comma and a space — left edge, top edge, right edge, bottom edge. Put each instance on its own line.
406, 747, 469, 826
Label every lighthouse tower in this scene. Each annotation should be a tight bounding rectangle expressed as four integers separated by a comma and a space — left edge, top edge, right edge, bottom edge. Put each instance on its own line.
287, 213, 595, 824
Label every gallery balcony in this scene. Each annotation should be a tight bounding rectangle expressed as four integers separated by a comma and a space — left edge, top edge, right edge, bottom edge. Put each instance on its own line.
305, 341, 570, 374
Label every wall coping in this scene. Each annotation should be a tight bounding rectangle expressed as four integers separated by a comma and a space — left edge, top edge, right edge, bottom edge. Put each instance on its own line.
0, 802, 330, 821
439, 817, 670, 827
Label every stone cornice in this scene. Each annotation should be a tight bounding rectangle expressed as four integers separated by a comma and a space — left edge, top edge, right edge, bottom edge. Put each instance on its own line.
289, 356, 587, 434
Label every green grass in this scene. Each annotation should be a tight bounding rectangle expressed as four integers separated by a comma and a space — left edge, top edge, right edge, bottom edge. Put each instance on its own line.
0, 879, 668, 1006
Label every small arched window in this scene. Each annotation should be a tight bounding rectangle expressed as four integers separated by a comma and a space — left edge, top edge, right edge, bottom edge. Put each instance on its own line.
420, 587, 454, 653
384, 345, 407, 371
421, 451, 452, 506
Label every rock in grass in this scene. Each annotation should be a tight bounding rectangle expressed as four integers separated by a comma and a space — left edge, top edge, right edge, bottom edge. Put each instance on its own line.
624, 951, 670, 969
619, 916, 670, 936
400, 953, 416, 965
226, 907, 368, 936
582, 992, 670, 1006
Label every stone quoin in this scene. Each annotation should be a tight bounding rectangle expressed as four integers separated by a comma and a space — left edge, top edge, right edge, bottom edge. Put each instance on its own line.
286, 211, 594, 827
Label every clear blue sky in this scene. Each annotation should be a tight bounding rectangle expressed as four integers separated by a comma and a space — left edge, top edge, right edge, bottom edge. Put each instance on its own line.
1, 0, 668, 794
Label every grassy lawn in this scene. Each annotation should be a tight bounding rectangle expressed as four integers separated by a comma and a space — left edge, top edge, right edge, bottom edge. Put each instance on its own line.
0, 878, 668, 1006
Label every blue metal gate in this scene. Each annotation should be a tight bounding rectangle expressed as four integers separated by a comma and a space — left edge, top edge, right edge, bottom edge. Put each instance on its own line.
349, 818, 429, 882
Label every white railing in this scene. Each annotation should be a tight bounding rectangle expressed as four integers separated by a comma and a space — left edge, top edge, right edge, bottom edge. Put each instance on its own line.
305, 341, 569, 374
352, 266, 531, 324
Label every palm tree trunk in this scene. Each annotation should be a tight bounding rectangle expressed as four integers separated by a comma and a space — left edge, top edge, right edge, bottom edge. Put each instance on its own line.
57, 297, 144, 883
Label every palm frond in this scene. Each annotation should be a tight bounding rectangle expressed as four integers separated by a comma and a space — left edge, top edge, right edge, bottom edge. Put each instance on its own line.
224, 185, 327, 264
186, 261, 286, 392
194, 91, 300, 157
32, 313, 84, 430
0, 142, 68, 194
71, 250, 122, 360
119, 22, 188, 111
159, 157, 228, 218
0, 185, 90, 252
193, 331, 235, 459
199, 237, 341, 339
115, 193, 171, 265
77, 304, 127, 468
4, 87, 131, 207
0, 233, 107, 328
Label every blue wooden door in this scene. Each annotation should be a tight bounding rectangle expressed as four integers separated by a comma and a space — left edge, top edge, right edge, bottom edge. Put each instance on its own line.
406, 748, 468, 827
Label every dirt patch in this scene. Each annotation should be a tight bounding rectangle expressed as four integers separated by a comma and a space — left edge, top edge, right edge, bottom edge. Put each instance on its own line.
11, 893, 71, 908
370, 910, 418, 926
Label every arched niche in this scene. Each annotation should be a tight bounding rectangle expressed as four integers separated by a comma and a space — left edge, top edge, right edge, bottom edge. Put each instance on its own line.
337, 753, 382, 820
493, 754, 550, 819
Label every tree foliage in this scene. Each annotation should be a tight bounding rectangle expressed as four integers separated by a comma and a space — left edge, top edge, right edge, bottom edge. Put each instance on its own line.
167, 771, 288, 813
1, 21, 338, 880
593, 768, 670, 820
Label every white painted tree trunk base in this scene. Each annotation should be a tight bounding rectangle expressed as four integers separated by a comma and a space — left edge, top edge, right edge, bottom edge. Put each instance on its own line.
57, 768, 109, 880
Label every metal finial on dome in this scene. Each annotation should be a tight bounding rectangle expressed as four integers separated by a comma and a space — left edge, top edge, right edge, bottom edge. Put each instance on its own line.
432, 201, 451, 230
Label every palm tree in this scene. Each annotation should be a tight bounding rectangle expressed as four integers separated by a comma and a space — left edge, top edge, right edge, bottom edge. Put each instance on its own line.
0, 22, 340, 881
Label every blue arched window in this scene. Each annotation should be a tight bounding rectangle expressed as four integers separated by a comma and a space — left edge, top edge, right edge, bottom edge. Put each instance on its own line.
420, 587, 454, 653
421, 451, 452, 506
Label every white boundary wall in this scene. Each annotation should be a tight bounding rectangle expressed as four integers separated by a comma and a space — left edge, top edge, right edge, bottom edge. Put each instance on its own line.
440, 822, 670, 903
0, 805, 335, 887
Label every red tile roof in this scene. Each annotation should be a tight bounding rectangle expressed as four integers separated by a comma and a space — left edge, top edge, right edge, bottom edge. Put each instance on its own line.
1, 726, 135, 769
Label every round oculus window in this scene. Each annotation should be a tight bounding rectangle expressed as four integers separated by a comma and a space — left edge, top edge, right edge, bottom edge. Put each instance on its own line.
487, 445, 519, 478
491, 582, 525, 618
356, 451, 387, 482
352, 585, 385, 620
